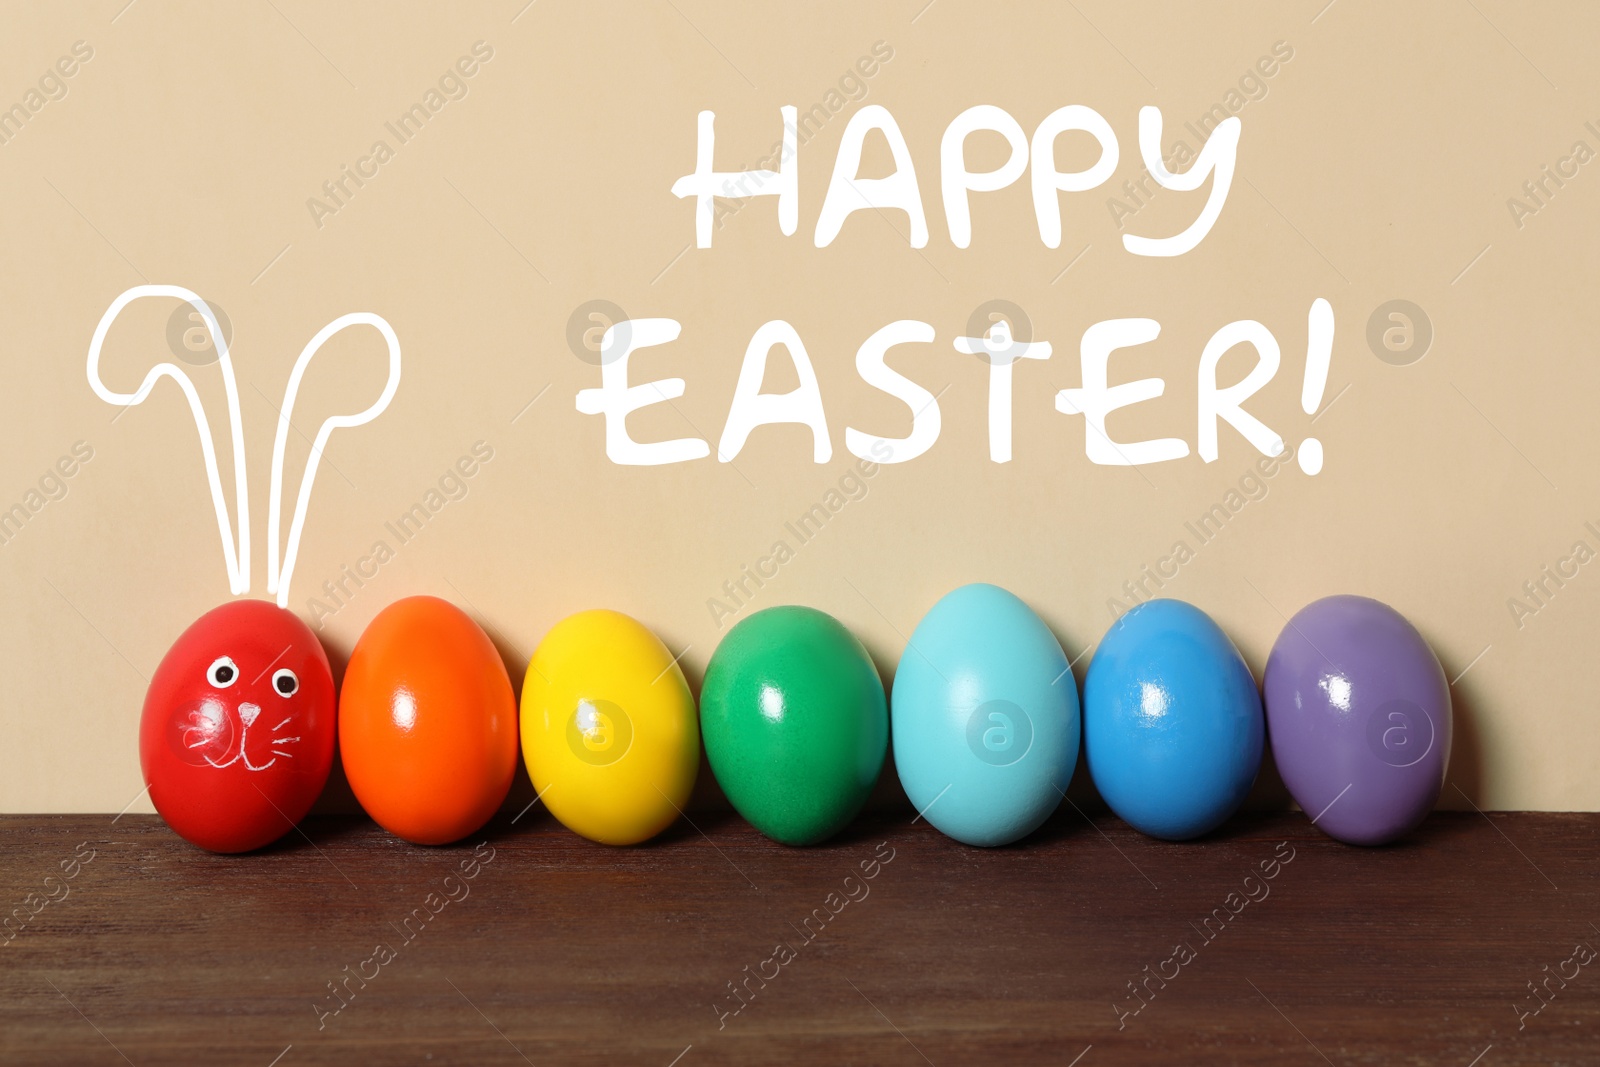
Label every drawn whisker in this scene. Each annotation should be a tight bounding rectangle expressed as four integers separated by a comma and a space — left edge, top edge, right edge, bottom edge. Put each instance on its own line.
270, 736, 301, 744
269, 751, 294, 760
271, 718, 292, 730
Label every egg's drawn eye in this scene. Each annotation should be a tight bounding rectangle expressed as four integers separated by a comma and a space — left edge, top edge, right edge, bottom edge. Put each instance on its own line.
272, 669, 299, 698
207, 656, 239, 688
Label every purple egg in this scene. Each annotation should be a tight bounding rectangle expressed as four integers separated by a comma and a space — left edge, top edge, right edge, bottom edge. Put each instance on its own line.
1263, 595, 1451, 845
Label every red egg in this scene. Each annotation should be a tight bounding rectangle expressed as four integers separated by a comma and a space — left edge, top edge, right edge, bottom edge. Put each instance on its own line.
141, 600, 337, 853
339, 596, 517, 845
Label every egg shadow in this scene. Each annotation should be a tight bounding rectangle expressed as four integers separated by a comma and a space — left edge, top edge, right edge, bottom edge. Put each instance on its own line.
309, 636, 363, 816
1388, 809, 1480, 848
656, 632, 740, 817
243, 813, 372, 856
1181, 808, 1296, 845
1244, 710, 1294, 813
1432, 633, 1488, 806
309, 756, 363, 816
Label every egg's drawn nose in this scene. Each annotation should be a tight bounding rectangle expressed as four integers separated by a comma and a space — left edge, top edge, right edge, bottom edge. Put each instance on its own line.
238, 702, 261, 727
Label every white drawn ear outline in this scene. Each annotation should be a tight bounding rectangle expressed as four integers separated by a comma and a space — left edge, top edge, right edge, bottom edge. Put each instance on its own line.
86, 285, 251, 595
265, 314, 401, 609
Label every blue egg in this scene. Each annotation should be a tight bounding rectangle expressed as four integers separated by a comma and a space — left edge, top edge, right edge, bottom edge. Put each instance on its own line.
1084, 599, 1263, 840
892, 583, 1079, 846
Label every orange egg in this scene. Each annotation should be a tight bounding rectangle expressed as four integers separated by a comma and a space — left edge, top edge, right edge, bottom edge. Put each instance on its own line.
339, 596, 517, 844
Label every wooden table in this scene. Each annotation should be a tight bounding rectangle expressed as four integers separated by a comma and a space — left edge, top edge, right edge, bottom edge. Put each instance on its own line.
1, 809, 1595, 1066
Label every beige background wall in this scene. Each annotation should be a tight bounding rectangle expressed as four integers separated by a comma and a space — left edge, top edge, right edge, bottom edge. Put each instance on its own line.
2, 1, 1595, 813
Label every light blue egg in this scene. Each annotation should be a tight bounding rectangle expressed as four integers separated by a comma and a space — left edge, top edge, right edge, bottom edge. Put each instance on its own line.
1084, 599, 1263, 840
892, 583, 1079, 846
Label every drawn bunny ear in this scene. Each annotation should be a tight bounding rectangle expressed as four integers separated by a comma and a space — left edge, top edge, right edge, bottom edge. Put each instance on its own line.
86, 285, 251, 595
266, 313, 401, 608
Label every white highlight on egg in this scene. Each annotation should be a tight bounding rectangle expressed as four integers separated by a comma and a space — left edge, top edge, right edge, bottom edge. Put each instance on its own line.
1139, 681, 1170, 719
758, 684, 785, 724
391, 690, 418, 732
575, 699, 604, 739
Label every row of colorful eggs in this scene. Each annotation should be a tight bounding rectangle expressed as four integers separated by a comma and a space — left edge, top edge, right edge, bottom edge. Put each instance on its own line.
143, 587, 1451, 854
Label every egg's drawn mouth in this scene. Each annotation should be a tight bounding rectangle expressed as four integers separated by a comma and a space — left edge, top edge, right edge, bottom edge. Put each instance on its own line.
203, 704, 300, 772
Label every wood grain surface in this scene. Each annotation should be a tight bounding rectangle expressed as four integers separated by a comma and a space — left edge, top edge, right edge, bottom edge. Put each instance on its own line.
1, 810, 1596, 1066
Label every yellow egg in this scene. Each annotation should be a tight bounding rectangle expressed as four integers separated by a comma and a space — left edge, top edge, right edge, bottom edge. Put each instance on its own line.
520, 610, 699, 844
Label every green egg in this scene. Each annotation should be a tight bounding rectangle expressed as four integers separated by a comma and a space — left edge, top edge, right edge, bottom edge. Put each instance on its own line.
701, 606, 888, 845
